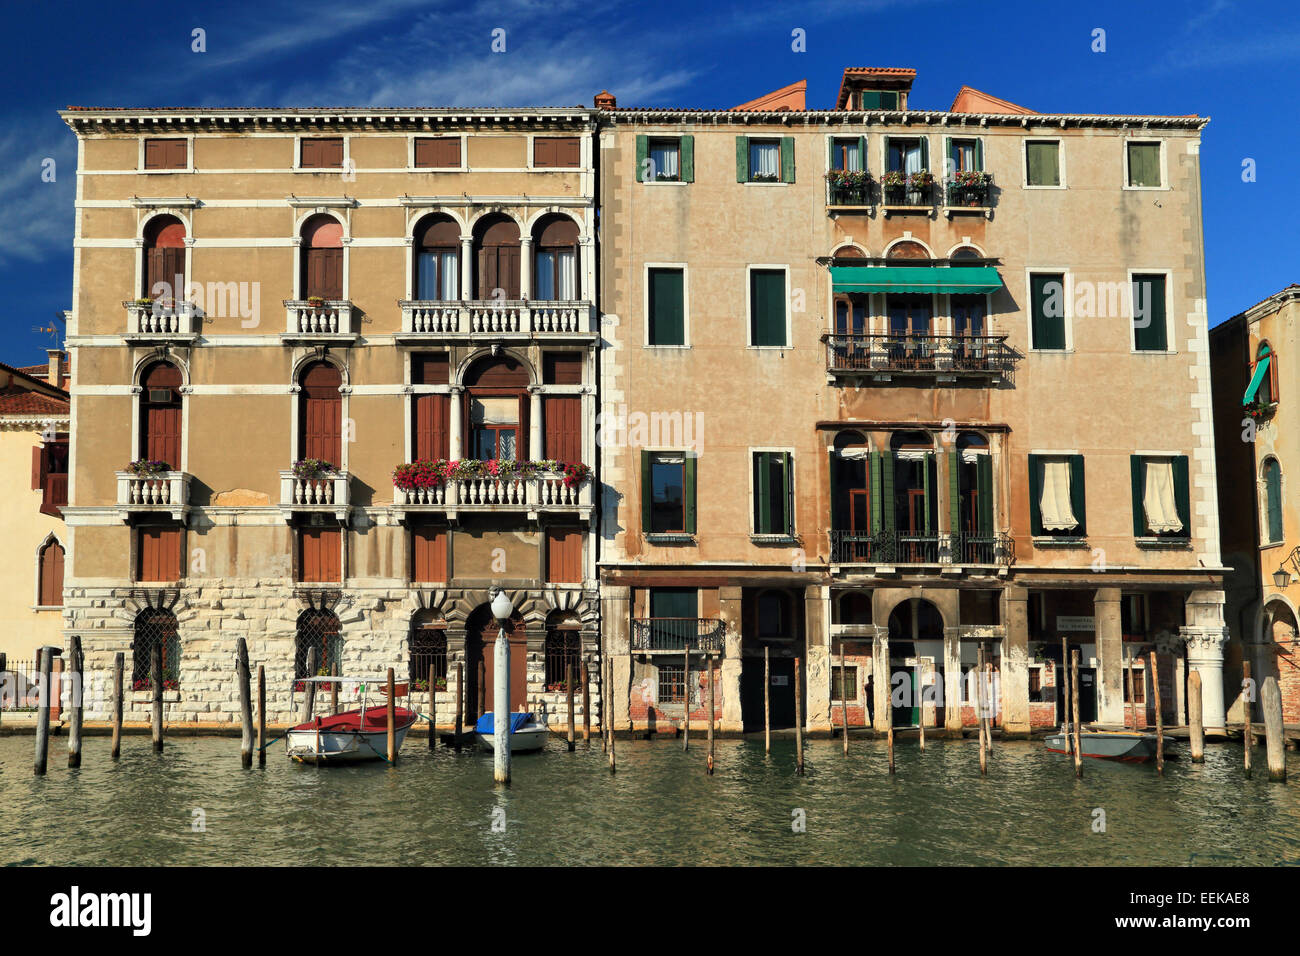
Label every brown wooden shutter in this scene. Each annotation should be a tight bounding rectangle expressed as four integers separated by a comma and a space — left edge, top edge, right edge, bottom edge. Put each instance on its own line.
300, 363, 343, 465
543, 396, 582, 462
415, 137, 460, 168
543, 352, 583, 385
412, 352, 449, 385
139, 527, 182, 582
302, 137, 343, 168
411, 525, 448, 582
500, 245, 520, 299
39, 542, 64, 606
32, 446, 43, 490
545, 528, 582, 583
305, 248, 343, 300
169, 139, 187, 169
145, 404, 182, 467
560, 136, 580, 167
144, 139, 186, 170
299, 527, 341, 582
413, 394, 451, 460
534, 137, 556, 167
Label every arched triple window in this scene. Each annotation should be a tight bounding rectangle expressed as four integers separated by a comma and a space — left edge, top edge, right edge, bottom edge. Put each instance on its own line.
140, 360, 182, 468
295, 609, 342, 682
472, 214, 521, 300
142, 215, 186, 302
300, 214, 343, 300
132, 607, 180, 690
414, 214, 460, 301
1263, 457, 1284, 545
298, 361, 343, 467
36, 537, 64, 608
532, 215, 579, 300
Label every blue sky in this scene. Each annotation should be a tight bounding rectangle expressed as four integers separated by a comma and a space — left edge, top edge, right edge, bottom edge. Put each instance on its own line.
2, 0, 1296, 365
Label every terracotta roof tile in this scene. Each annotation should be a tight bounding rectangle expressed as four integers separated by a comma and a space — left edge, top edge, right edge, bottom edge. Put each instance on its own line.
0, 392, 69, 416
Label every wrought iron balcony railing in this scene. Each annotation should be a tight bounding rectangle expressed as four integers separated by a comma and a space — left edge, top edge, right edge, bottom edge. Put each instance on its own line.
881, 181, 936, 207
945, 180, 993, 209
825, 333, 1017, 378
830, 530, 1014, 566
631, 618, 726, 653
827, 183, 874, 207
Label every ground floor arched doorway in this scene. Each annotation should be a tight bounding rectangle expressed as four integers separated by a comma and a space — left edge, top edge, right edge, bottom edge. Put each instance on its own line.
886, 598, 944, 728
464, 604, 528, 722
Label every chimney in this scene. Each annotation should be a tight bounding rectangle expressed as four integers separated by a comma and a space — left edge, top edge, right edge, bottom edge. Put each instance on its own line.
594, 90, 616, 109
47, 349, 64, 391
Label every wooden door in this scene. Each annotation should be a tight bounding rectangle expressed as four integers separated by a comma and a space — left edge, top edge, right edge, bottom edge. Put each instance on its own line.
141, 363, 182, 468
545, 528, 583, 583
138, 526, 182, 582
299, 526, 341, 583
300, 363, 342, 465
473, 614, 528, 718
543, 396, 582, 462
304, 248, 343, 299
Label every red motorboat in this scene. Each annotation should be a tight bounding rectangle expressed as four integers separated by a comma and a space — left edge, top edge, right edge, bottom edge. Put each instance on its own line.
286, 677, 419, 764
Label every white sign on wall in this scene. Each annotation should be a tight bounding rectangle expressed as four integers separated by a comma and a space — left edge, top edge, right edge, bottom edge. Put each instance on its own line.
1057, 616, 1095, 632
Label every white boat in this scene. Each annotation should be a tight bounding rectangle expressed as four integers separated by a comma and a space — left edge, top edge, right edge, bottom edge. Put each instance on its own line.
474, 711, 551, 753
286, 676, 419, 765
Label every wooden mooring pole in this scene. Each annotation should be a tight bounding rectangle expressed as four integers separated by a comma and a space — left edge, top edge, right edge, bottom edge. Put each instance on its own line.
67, 636, 83, 769
977, 645, 987, 776
428, 665, 437, 750
331, 661, 339, 716
1150, 650, 1164, 776
566, 658, 576, 753
1070, 648, 1083, 778
1060, 638, 1071, 757
581, 657, 591, 744
794, 656, 804, 776
454, 660, 464, 752
33, 647, 52, 776
1125, 647, 1137, 730
707, 654, 716, 775
257, 664, 266, 767
763, 645, 771, 755
887, 662, 896, 775
608, 652, 616, 774
236, 637, 253, 768
386, 667, 396, 764
151, 642, 164, 752
1243, 661, 1254, 777
300, 647, 318, 724
111, 652, 124, 760
682, 646, 690, 751
839, 640, 849, 755
1262, 675, 1287, 782
1188, 670, 1204, 764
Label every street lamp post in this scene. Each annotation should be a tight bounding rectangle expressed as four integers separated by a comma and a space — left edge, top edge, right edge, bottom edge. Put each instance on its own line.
490, 588, 514, 785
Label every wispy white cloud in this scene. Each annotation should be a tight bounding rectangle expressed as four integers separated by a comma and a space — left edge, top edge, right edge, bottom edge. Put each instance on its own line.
1145, 28, 1300, 76
0, 128, 75, 265
1183, 0, 1233, 33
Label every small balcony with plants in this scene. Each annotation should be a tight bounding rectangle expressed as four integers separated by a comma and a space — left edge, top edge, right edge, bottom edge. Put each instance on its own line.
944, 171, 995, 218
825, 169, 875, 210
279, 458, 350, 522
124, 297, 200, 342
824, 333, 1019, 384
390, 458, 594, 523
115, 459, 192, 522
880, 170, 937, 215
282, 298, 356, 343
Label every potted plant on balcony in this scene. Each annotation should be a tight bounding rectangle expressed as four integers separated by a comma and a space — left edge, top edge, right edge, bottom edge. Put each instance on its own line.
306, 295, 327, 307
825, 168, 873, 204
950, 169, 993, 206
126, 458, 172, 477
557, 460, 592, 489
292, 458, 337, 480
1244, 398, 1277, 421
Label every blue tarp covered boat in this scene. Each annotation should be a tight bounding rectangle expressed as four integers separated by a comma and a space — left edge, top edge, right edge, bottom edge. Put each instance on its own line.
474, 711, 550, 752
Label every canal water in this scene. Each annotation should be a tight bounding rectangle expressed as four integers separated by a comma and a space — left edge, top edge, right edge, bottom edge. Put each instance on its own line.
1, 735, 1297, 866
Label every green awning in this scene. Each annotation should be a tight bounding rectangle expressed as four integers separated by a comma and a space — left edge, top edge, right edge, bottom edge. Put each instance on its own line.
831, 266, 1003, 295
1243, 355, 1271, 405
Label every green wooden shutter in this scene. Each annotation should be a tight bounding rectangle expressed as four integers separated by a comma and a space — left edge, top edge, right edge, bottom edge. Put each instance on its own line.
684, 454, 697, 534
635, 134, 648, 183
1068, 455, 1086, 536
1172, 455, 1190, 537
976, 455, 993, 534
974, 138, 984, 172
754, 452, 771, 534
1130, 456, 1146, 536
1031, 274, 1066, 350
680, 135, 695, 183
860, 91, 882, 109
641, 451, 652, 532
780, 136, 795, 183
783, 452, 793, 535
919, 136, 929, 171
829, 451, 843, 530
870, 451, 883, 535
1266, 461, 1283, 542
735, 136, 749, 182
1027, 142, 1059, 186
1133, 275, 1168, 351
947, 451, 961, 534
1027, 454, 1043, 536
881, 91, 898, 110
750, 269, 786, 347
649, 268, 684, 346
881, 451, 896, 534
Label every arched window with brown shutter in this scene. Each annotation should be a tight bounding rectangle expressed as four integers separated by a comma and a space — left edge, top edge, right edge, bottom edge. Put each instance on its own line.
532, 214, 580, 300
472, 214, 521, 300
301, 214, 344, 300
413, 214, 460, 300
142, 215, 186, 303
140, 361, 182, 469
298, 361, 343, 466
37, 537, 64, 607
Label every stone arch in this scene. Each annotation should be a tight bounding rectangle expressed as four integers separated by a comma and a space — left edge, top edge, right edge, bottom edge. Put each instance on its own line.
946, 241, 987, 260
290, 348, 350, 388
831, 241, 868, 258
132, 348, 191, 389
457, 349, 535, 388
884, 237, 933, 259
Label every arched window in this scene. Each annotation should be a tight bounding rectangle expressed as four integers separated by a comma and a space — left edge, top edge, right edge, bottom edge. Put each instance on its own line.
544, 611, 582, 689
409, 610, 448, 690
140, 360, 182, 468
298, 361, 343, 466
295, 609, 342, 683
1263, 457, 1284, 544
755, 590, 791, 638
837, 591, 871, 625
132, 608, 180, 690
472, 214, 521, 300
37, 537, 64, 607
532, 215, 579, 300
463, 354, 530, 459
1256, 342, 1278, 406
300, 214, 343, 300
414, 214, 460, 300
142, 215, 186, 302
950, 244, 983, 262
886, 239, 930, 260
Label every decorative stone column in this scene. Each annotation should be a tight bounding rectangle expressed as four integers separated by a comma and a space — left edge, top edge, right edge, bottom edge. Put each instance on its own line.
1094, 588, 1124, 725
718, 586, 743, 732
519, 236, 533, 301
1001, 586, 1031, 736
1182, 589, 1229, 730
459, 236, 472, 300
943, 626, 963, 732
449, 386, 463, 458
528, 386, 543, 461
804, 585, 831, 731
872, 627, 890, 732
601, 585, 631, 729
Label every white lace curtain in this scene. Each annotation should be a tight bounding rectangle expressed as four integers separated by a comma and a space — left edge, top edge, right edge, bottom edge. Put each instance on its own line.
1143, 460, 1183, 533
1039, 459, 1078, 531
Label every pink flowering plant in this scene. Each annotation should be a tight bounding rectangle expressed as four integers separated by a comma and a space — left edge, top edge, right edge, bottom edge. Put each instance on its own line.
393, 458, 593, 490
126, 459, 172, 477
953, 169, 992, 187
292, 458, 337, 480
825, 168, 873, 189
879, 169, 906, 187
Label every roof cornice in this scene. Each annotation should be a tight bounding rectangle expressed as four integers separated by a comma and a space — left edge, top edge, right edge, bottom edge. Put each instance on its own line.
59, 107, 597, 133
599, 108, 1208, 130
